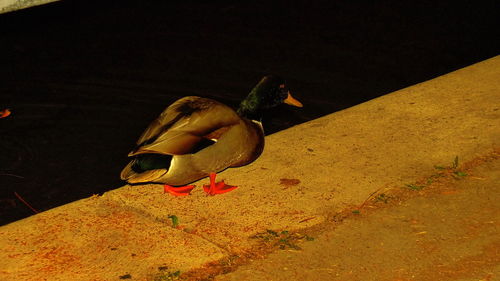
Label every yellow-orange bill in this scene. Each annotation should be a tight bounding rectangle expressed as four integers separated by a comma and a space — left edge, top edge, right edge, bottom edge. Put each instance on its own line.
284, 92, 303, 107
0, 108, 11, 118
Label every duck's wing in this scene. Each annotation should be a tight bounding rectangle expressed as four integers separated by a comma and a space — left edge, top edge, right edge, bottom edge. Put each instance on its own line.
129, 96, 241, 156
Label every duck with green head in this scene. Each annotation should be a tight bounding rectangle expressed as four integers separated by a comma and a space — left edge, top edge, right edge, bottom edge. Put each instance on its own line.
120, 75, 303, 196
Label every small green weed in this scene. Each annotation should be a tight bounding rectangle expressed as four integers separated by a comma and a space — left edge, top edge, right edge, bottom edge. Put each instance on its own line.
405, 184, 424, 191
167, 215, 179, 228
374, 193, 390, 203
252, 230, 314, 250
406, 156, 470, 192
434, 155, 462, 171
453, 155, 459, 169
453, 171, 467, 178
154, 270, 181, 281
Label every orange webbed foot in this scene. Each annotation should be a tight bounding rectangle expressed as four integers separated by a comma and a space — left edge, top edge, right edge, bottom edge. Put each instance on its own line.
203, 172, 238, 195
164, 184, 195, 196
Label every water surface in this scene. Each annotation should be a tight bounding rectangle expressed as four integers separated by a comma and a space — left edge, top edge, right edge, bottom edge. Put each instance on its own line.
1, 0, 498, 225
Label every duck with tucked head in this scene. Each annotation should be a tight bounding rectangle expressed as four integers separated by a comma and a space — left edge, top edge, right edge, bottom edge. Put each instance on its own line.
120, 75, 303, 196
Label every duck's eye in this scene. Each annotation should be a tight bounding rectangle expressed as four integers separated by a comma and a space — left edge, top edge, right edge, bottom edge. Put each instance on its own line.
279, 87, 288, 99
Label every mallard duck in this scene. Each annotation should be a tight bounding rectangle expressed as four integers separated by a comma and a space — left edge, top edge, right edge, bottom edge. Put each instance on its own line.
120, 75, 302, 196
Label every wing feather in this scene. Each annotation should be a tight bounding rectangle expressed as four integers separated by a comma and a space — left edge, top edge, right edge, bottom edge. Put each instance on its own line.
129, 96, 240, 156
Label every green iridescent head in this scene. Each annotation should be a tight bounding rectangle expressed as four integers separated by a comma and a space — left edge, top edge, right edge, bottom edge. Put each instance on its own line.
237, 75, 302, 119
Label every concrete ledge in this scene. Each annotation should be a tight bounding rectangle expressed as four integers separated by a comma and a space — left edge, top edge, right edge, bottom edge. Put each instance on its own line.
1, 56, 499, 280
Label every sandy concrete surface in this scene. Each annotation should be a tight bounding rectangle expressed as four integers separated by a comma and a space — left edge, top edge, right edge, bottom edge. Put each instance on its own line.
0, 56, 499, 280
215, 155, 500, 281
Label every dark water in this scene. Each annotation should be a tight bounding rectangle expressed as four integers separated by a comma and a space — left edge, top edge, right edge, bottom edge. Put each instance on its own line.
1, 0, 498, 225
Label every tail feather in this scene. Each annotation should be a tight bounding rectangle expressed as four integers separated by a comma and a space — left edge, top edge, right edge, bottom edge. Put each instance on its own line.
120, 156, 170, 183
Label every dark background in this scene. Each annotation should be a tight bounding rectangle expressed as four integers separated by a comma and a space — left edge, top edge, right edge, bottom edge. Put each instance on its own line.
1, 0, 498, 225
